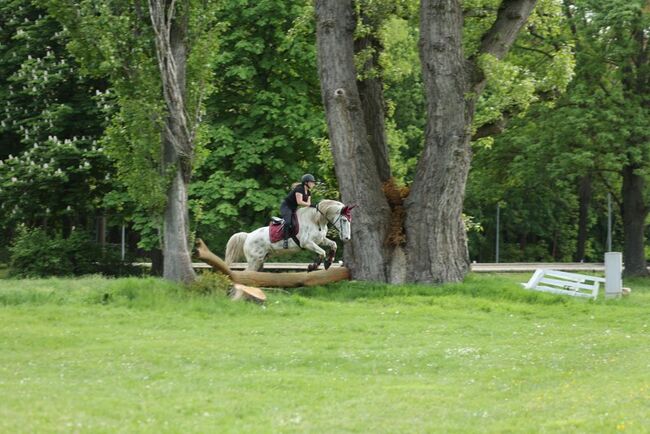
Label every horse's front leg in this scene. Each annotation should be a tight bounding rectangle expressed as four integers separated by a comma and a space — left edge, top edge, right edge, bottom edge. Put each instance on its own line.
302, 241, 326, 272
322, 237, 337, 270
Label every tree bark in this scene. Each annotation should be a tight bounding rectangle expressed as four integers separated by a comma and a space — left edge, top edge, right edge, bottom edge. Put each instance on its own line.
404, 0, 470, 283
314, 0, 536, 284
354, 14, 391, 183
621, 165, 649, 277
149, 0, 196, 283
618, 8, 649, 277
315, 0, 393, 281
403, 0, 537, 283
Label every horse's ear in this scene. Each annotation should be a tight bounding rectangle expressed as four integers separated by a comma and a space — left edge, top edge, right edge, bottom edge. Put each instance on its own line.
341, 204, 356, 220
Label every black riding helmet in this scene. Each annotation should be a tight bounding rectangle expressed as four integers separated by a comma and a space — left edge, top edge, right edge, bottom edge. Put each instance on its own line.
301, 173, 316, 184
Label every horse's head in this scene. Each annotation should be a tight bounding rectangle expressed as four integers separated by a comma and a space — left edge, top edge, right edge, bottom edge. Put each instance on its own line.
338, 204, 356, 241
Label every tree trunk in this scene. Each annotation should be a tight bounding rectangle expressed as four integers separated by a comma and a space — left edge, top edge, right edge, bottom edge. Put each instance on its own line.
575, 175, 591, 261
149, 0, 196, 283
618, 10, 649, 278
163, 167, 195, 282
403, 0, 537, 283
314, 0, 536, 284
403, 0, 470, 283
149, 247, 164, 276
621, 165, 648, 277
354, 16, 391, 183
314, 0, 393, 281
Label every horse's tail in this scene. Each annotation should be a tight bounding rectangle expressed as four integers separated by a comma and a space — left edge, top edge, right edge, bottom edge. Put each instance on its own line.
225, 232, 248, 265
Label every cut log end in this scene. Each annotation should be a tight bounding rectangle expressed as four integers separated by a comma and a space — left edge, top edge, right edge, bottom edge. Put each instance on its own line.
230, 283, 267, 303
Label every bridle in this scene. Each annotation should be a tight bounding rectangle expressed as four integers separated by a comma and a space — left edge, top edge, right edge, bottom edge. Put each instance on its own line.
316, 203, 348, 234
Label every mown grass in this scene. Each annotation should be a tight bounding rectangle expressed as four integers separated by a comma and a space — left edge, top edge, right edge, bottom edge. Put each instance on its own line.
1, 273, 649, 433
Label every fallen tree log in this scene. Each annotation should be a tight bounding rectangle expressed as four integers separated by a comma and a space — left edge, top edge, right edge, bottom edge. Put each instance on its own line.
195, 239, 351, 288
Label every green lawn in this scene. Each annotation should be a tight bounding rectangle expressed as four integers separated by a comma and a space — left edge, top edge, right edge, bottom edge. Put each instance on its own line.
1, 274, 649, 433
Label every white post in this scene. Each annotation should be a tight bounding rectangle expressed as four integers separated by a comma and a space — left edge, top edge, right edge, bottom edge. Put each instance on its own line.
605, 252, 622, 299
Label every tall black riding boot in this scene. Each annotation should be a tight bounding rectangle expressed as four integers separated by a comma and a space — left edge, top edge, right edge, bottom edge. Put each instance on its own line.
282, 225, 291, 249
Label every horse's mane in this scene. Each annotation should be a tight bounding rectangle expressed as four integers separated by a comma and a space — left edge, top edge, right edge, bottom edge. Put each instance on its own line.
298, 199, 343, 226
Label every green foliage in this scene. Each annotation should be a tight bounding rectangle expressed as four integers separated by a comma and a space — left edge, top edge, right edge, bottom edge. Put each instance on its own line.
42, 0, 222, 252
9, 226, 137, 277
44, 0, 168, 217
0, 136, 113, 227
466, 0, 649, 263
473, 0, 576, 134
380, 14, 423, 183
0, 0, 115, 231
185, 270, 232, 296
193, 0, 325, 250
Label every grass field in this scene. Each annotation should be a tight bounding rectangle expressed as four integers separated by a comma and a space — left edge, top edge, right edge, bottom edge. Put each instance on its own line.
1, 273, 649, 433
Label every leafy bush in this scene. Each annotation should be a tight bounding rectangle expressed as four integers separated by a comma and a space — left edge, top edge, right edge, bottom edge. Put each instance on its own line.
186, 271, 232, 296
9, 226, 138, 278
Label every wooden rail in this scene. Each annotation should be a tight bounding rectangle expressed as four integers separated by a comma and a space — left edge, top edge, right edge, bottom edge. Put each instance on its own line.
133, 262, 611, 273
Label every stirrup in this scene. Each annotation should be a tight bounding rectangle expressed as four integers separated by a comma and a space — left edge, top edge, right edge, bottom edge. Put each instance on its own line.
283, 239, 289, 249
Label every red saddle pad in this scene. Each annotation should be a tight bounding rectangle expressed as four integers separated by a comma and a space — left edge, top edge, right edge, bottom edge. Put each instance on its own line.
269, 214, 299, 243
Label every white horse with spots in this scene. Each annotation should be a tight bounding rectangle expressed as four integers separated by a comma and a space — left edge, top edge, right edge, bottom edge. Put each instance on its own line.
225, 199, 353, 271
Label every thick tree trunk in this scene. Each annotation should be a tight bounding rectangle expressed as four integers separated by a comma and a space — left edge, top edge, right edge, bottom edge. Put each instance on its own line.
619, 10, 649, 278
575, 175, 591, 261
150, 0, 196, 283
315, 0, 393, 281
163, 167, 195, 283
149, 247, 164, 276
314, 0, 536, 284
404, 0, 470, 283
621, 165, 649, 277
355, 22, 391, 183
404, 0, 537, 283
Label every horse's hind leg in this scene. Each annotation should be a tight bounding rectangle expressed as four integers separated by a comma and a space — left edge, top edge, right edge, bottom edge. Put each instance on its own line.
246, 258, 264, 272
243, 236, 268, 272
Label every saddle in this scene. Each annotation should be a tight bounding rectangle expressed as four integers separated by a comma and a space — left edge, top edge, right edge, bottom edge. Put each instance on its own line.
269, 213, 300, 246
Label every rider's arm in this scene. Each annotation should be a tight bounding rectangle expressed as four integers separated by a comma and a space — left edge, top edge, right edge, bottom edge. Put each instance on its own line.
295, 192, 311, 207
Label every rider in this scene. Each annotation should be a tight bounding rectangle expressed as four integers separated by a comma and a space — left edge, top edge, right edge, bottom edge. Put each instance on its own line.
280, 173, 316, 248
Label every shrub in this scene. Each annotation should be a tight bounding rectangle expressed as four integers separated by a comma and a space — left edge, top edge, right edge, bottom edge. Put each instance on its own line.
186, 271, 232, 296
9, 226, 139, 278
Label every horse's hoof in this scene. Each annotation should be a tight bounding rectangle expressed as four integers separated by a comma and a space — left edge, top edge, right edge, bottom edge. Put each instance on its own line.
324, 260, 332, 270
307, 264, 317, 272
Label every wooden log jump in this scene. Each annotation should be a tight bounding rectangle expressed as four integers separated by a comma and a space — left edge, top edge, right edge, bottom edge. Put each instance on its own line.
195, 239, 351, 288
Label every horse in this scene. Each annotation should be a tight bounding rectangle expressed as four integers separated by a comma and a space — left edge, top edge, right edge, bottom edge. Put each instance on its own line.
225, 199, 353, 272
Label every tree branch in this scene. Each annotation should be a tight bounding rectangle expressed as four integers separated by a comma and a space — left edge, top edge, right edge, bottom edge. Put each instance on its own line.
512, 43, 554, 58
472, 114, 511, 141
478, 0, 538, 60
